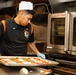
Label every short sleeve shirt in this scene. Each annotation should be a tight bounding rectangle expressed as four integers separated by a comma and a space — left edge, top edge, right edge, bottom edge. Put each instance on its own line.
0, 18, 34, 56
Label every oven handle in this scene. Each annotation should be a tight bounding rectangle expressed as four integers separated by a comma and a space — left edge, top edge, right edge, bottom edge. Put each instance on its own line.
64, 11, 70, 53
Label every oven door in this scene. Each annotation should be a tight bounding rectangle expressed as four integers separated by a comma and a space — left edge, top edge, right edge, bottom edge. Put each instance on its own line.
69, 12, 76, 55
47, 11, 70, 53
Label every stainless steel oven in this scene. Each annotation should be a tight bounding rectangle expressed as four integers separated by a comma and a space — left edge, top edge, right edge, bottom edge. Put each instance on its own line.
47, 11, 71, 54
69, 12, 76, 55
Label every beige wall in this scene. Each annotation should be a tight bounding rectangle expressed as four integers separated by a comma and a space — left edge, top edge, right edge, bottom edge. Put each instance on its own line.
27, 23, 47, 53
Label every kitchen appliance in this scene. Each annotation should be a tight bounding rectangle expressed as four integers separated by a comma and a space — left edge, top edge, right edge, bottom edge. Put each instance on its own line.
46, 0, 76, 74
69, 12, 76, 55
46, 11, 76, 75
47, 11, 71, 54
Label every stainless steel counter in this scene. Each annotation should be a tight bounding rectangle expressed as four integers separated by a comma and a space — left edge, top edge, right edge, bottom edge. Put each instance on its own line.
0, 64, 52, 75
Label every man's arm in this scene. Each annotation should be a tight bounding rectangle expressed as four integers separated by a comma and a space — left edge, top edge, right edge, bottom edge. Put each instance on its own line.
28, 42, 46, 59
28, 24, 45, 58
28, 42, 39, 54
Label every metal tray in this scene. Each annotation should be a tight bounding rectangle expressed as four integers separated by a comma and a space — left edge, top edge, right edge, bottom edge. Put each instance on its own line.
0, 56, 59, 66
0, 64, 52, 75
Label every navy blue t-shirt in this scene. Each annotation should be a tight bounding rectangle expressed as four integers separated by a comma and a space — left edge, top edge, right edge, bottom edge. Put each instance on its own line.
0, 18, 34, 56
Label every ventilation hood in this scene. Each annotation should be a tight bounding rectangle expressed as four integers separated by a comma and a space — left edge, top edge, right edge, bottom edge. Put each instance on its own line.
48, 0, 76, 13
0, 1, 14, 9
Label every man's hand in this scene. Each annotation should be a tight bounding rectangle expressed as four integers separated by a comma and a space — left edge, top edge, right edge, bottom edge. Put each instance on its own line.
37, 52, 46, 59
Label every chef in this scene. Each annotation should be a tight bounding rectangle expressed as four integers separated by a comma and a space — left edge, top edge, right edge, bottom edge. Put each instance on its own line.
0, 1, 45, 59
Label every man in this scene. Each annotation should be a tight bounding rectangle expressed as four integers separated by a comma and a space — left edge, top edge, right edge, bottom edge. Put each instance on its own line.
0, 1, 45, 58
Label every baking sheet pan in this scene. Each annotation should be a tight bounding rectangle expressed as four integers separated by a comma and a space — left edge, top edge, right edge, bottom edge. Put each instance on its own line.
0, 64, 52, 75
0, 56, 59, 66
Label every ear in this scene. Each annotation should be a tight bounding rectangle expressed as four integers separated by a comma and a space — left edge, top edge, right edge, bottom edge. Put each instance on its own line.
19, 11, 24, 17
21, 12, 24, 15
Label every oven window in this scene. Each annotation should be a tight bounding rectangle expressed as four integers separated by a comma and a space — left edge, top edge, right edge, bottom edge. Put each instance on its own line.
73, 17, 76, 46
50, 18, 65, 45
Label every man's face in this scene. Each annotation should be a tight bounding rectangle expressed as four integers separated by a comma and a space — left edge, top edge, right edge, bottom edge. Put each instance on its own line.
20, 11, 33, 26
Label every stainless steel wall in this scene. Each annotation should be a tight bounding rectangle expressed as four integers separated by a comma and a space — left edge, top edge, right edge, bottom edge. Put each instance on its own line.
48, 0, 76, 13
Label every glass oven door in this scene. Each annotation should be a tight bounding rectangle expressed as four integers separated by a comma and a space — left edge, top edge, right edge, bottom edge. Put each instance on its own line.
47, 11, 70, 52
69, 12, 76, 55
